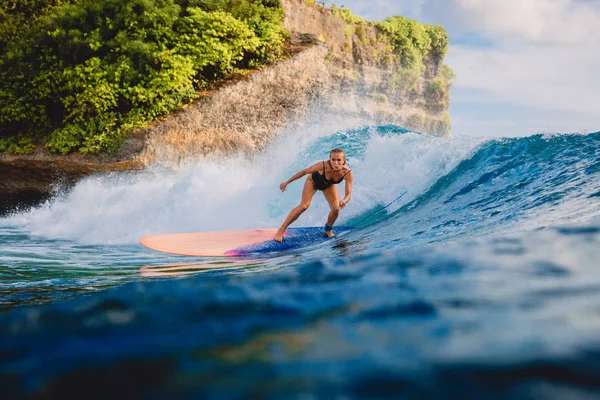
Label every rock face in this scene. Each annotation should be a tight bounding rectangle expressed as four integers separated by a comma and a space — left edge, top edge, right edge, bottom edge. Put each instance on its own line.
140, 37, 336, 165
0, 156, 143, 215
0, 0, 453, 214
139, 0, 452, 165
280, 0, 451, 134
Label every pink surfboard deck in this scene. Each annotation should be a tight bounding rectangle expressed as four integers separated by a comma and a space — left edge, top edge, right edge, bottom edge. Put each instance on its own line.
140, 226, 353, 257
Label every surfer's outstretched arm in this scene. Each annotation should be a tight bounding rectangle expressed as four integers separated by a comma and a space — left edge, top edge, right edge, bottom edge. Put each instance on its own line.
339, 171, 354, 209
279, 163, 321, 192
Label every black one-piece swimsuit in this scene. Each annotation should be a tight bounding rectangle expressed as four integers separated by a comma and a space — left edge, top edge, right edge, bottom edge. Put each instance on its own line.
311, 161, 349, 191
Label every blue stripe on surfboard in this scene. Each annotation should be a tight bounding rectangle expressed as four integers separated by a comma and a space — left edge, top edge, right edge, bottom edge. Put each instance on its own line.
225, 226, 353, 255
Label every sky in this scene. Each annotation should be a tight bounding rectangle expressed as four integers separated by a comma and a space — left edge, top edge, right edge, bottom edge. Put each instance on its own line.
323, 0, 600, 137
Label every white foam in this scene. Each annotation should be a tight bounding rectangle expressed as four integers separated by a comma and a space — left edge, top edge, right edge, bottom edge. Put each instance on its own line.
5, 129, 487, 244
349, 132, 488, 216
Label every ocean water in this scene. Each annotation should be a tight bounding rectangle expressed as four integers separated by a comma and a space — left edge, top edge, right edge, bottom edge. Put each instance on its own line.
1, 126, 600, 398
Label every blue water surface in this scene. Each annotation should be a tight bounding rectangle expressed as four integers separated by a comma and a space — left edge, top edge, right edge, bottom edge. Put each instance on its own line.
1, 128, 600, 398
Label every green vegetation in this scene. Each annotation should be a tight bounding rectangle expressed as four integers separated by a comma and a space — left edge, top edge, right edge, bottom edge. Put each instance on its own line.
0, 1, 453, 155
342, 13, 452, 114
0, 0, 286, 154
424, 65, 454, 112
369, 92, 388, 104
424, 77, 450, 112
331, 4, 364, 25
0, 135, 36, 154
390, 64, 424, 98
327, 8, 451, 109
377, 15, 449, 68
354, 24, 367, 44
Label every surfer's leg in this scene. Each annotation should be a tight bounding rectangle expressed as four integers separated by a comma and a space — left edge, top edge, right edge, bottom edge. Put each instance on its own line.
322, 185, 341, 238
275, 177, 317, 242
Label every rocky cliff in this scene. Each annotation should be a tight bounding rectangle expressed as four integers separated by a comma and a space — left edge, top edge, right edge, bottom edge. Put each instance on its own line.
141, 0, 452, 165
0, 0, 453, 214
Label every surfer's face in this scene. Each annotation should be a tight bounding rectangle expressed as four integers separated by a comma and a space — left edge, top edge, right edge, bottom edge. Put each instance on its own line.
329, 152, 345, 170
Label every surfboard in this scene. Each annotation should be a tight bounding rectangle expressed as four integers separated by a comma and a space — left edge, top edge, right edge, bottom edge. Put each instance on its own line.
140, 226, 353, 257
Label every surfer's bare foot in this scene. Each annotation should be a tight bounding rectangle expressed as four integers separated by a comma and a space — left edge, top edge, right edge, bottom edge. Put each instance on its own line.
324, 229, 335, 238
274, 230, 284, 242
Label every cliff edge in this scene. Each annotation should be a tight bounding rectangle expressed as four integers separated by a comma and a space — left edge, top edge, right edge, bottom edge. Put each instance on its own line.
140, 0, 452, 164
0, 0, 453, 214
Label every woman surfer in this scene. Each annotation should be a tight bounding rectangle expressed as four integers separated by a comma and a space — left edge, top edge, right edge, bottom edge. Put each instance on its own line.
274, 148, 353, 242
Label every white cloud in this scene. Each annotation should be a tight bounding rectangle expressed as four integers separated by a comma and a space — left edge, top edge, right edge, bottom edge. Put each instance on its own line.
450, 0, 600, 46
448, 43, 600, 114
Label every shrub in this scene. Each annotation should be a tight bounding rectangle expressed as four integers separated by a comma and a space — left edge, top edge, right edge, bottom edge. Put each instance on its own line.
377, 16, 432, 68
0, 135, 36, 154
355, 24, 367, 44
425, 24, 449, 58
424, 77, 450, 112
331, 4, 364, 25
370, 92, 388, 103
390, 64, 424, 98
0, 0, 286, 154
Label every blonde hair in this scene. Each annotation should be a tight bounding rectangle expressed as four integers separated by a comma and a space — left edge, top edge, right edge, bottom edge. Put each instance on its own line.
330, 148, 346, 164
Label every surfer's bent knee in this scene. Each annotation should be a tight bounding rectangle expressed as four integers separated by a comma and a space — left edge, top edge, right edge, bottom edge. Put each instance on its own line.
299, 202, 311, 211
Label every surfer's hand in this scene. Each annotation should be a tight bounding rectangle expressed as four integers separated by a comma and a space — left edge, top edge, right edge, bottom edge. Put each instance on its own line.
280, 182, 288, 192
339, 200, 347, 208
